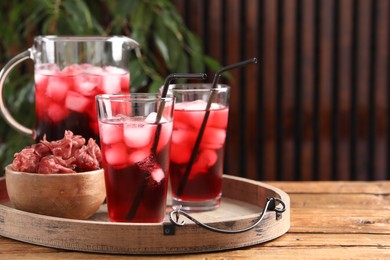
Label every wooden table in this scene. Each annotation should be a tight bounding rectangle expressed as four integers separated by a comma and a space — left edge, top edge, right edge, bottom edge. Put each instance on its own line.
1, 180, 389, 259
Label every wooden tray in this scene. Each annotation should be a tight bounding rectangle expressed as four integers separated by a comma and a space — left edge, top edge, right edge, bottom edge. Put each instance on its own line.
0, 175, 290, 255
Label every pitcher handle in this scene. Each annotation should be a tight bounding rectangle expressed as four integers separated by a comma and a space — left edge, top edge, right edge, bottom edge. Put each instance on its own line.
0, 49, 33, 135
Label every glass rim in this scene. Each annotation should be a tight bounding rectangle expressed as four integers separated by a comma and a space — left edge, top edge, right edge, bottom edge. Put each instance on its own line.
35, 35, 139, 48
168, 83, 230, 88
95, 93, 174, 102
167, 83, 230, 93
37, 35, 133, 42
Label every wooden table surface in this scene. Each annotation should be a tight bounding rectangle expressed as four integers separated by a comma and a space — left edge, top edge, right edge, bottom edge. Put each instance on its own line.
1, 180, 389, 259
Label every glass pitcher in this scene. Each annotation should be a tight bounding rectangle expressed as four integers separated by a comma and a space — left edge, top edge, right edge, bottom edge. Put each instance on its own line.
0, 35, 138, 142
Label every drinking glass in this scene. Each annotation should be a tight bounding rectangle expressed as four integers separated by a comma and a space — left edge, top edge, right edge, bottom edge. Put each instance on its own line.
169, 84, 230, 211
96, 93, 174, 222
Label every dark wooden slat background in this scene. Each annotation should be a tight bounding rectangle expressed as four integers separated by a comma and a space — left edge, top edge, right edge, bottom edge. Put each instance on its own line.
172, 0, 390, 181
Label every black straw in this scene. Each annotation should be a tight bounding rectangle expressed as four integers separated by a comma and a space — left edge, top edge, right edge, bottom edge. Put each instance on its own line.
176, 58, 258, 197
152, 73, 207, 153
127, 73, 207, 221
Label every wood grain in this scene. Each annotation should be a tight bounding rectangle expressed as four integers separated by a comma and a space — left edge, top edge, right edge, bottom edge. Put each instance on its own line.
268, 181, 390, 193
1, 181, 390, 258
1, 180, 390, 258
0, 176, 290, 255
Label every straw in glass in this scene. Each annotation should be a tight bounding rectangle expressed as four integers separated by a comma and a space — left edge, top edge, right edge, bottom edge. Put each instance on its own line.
175, 58, 258, 197
126, 73, 207, 220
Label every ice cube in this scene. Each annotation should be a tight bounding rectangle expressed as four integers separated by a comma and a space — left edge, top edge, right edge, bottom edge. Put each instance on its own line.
123, 120, 153, 148
208, 107, 229, 128
173, 102, 185, 110
104, 143, 128, 166
200, 127, 226, 149
65, 91, 92, 113
84, 65, 104, 75
79, 63, 94, 70
47, 102, 69, 123
145, 112, 167, 124
171, 128, 197, 147
157, 122, 173, 152
79, 80, 98, 95
191, 149, 218, 174
172, 110, 191, 129
102, 72, 122, 93
176, 101, 228, 129
151, 168, 164, 183
128, 149, 149, 165
74, 74, 100, 96
170, 143, 192, 164
61, 64, 83, 75
189, 100, 208, 110
178, 107, 206, 129
99, 122, 124, 144
46, 76, 69, 102
34, 73, 48, 87
189, 111, 206, 129
105, 66, 127, 74
176, 100, 208, 111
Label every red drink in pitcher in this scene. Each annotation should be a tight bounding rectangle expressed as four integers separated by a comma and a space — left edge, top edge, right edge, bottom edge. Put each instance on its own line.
98, 114, 172, 222
170, 101, 229, 209
0, 36, 138, 141
34, 64, 129, 142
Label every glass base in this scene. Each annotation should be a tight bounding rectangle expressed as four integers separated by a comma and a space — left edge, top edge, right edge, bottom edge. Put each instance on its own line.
172, 196, 221, 212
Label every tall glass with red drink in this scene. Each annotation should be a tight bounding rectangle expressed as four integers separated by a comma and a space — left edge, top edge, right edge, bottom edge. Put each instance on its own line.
96, 94, 174, 222
0, 36, 138, 142
169, 84, 230, 211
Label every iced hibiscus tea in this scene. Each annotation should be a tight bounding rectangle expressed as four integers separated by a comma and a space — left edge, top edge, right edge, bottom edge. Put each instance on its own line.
170, 85, 230, 211
34, 64, 129, 142
96, 94, 174, 222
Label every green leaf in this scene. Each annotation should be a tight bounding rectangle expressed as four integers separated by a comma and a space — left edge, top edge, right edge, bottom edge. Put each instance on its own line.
131, 27, 147, 47
106, 0, 138, 17
186, 32, 205, 72
173, 52, 189, 74
129, 59, 148, 90
154, 34, 170, 64
159, 9, 183, 42
204, 55, 222, 72
148, 78, 164, 93
129, 0, 153, 34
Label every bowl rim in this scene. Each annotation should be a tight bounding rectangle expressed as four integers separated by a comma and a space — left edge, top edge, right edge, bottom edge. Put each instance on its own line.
5, 164, 103, 177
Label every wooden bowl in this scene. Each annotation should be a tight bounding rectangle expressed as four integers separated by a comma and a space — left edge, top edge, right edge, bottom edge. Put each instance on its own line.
5, 165, 106, 220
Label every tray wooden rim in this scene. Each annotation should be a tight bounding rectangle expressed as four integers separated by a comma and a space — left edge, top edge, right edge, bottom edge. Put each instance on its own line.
0, 175, 290, 255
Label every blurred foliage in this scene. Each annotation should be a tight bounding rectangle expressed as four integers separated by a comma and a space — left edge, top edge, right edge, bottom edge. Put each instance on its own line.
0, 0, 219, 176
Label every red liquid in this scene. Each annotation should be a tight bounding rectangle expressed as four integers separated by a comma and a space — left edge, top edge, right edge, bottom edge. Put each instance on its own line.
169, 104, 229, 202
99, 117, 172, 222
34, 64, 129, 141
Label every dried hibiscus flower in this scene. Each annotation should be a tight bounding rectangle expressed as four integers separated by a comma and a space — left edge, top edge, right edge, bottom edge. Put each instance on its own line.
12, 130, 102, 174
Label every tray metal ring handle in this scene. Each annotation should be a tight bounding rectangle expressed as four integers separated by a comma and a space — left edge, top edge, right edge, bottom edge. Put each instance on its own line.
168, 196, 286, 234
